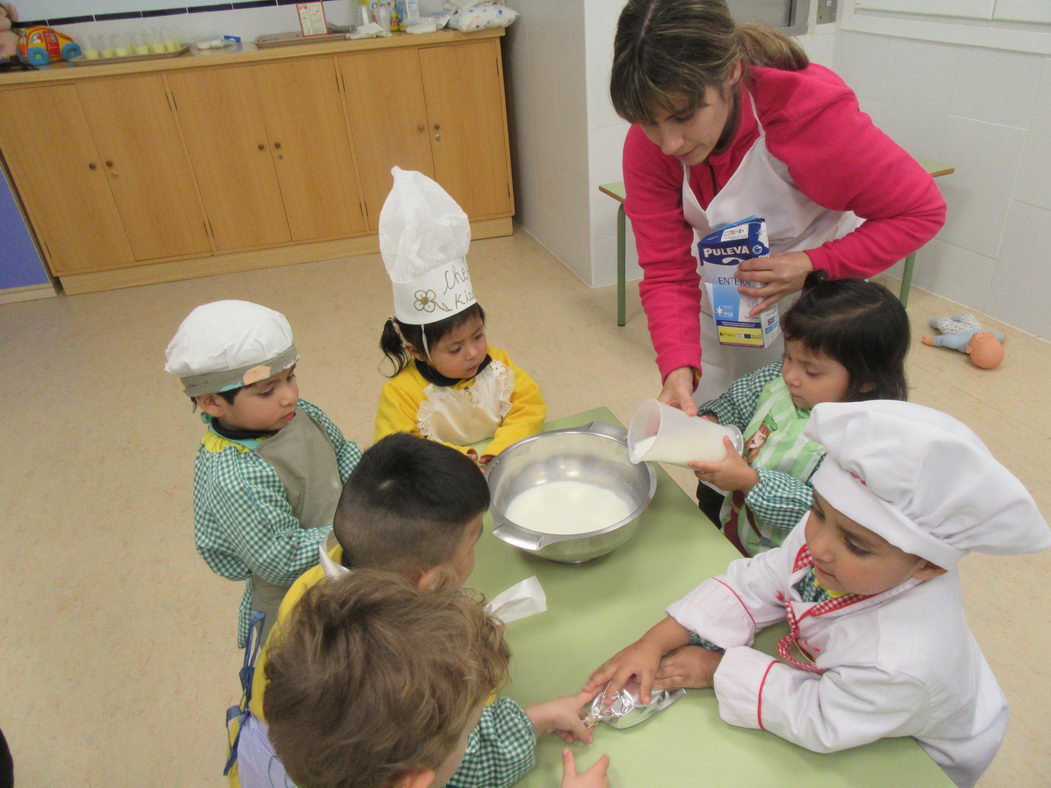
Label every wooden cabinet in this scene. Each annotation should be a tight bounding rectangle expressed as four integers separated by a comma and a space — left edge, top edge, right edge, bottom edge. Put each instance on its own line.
77, 75, 211, 263
339, 47, 435, 230
168, 58, 365, 251
420, 40, 513, 221
0, 30, 513, 293
340, 37, 512, 229
0, 75, 209, 274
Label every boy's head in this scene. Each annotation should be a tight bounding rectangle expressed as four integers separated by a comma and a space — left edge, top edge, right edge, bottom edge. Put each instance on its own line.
334, 433, 489, 586
164, 300, 300, 430
264, 568, 509, 788
804, 401, 1050, 596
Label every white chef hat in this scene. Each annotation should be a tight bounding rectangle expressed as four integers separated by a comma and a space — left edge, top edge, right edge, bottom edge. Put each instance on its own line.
164, 300, 299, 397
379, 167, 475, 327
806, 400, 1050, 570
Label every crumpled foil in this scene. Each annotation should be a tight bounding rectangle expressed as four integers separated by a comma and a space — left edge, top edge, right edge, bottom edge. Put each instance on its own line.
582, 681, 686, 729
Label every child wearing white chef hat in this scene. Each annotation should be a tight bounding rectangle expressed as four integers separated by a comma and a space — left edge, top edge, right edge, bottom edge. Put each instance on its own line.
374, 167, 545, 464
587, 400, 1050, 787
165, 300, 362, 648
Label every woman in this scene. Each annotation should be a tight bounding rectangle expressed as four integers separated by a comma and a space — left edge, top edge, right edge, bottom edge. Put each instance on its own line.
613, 0, 945, 410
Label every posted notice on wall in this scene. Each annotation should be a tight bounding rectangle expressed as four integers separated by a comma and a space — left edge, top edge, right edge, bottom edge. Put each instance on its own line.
297, 2, 328, 36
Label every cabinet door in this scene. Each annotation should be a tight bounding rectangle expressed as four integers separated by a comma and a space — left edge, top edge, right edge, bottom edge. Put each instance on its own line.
168, 67, 290, 251
77, 74, 211, 261
254, 58, 365, 241
339, 48, 434, 230
419, 40, 512, 219
0, 85, 133, 274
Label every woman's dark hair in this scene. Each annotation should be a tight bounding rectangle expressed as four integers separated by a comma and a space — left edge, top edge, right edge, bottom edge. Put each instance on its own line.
782, 271, 910, 401
611, 0, 808, 124
380, 302, 486, 377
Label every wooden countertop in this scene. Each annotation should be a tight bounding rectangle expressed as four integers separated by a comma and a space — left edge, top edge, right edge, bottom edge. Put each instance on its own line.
0, 27, 503, 87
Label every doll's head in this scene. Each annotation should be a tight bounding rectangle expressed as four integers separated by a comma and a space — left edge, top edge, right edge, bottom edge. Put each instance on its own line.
0, 4, 19, 60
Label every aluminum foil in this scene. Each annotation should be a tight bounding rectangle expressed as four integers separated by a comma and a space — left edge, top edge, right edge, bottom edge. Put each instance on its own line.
582, 681, 686, 729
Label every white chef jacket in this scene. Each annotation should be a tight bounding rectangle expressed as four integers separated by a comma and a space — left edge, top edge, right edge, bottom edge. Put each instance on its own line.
667, 522, 1008, 787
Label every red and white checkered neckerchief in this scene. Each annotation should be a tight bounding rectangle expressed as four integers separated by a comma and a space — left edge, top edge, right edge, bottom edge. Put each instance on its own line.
774, 545, 873, 674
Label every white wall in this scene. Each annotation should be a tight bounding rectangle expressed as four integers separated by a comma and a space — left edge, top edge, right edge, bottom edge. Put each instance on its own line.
833, 31, 1051, 340
503, 0, 592, 282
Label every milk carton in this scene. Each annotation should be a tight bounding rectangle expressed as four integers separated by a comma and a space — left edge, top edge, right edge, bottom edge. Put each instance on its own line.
698, 217, 781, 349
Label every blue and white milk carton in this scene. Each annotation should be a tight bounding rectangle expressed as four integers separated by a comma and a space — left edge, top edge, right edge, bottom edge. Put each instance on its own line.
698, 217, 780, 349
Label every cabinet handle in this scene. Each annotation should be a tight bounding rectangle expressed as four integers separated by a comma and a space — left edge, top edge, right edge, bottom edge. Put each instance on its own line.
105, 160, 114, 168
257, 143, 266, 150
433, 123, 440, 130
88, 162, 97, 170
417, 123, 425, 132
274, 142, 282, 149
277, 153, 284, 160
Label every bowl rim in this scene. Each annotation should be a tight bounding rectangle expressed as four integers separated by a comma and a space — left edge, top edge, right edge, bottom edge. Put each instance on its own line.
486, 425, 658, 541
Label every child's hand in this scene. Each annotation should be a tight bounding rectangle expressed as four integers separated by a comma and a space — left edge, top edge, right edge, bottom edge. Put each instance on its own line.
653, 645, 723, 692
689, 437, 758, 492
466, 448, 480, 463
479, 454, 495, 466
525, 689, 595, 744
583, 637, 665, 706
561, 749, 610, 788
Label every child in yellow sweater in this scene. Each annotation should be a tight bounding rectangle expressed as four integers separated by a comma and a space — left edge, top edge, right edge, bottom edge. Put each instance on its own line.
374, 168, 545, 464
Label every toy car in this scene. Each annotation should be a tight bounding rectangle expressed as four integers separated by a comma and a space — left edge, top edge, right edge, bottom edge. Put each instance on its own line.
17, 26, 80, 65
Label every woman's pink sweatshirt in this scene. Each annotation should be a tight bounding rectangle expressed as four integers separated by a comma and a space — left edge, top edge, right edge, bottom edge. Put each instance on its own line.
624, 64, 946, 380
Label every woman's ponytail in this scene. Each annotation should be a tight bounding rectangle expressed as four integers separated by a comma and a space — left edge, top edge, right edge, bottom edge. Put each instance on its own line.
734, 22, 809, 71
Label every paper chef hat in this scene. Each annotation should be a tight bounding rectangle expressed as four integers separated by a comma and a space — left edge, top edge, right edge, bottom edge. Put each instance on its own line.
805, 400, 1050, 570
164, 300, 299, 397
379, 167, 475, 325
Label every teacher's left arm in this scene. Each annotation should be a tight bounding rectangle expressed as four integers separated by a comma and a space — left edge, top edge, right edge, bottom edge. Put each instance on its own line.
738, 69, 946, 306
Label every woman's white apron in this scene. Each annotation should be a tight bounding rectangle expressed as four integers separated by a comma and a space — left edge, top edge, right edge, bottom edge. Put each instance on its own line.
682, 93, 863, 401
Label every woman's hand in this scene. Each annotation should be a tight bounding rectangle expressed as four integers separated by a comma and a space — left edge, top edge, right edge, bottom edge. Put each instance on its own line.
652, 645, 723, 692
525, 690, 595, 745
561, 749, 610, 788
736, 251, 814, 314
689, 436, 758, 492
659, 367, 698, 417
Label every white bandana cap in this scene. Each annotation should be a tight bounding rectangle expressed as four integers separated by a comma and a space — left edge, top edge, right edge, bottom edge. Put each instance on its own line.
379, 167, 475, 325
164, 300, 298, 397
806, 400, 1050, 570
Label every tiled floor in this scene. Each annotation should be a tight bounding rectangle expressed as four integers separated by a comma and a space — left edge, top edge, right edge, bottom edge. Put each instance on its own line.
1, 229, 1048, 785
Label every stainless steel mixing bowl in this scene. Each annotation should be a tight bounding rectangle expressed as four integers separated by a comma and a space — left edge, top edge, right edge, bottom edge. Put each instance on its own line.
486, 422, 657, 563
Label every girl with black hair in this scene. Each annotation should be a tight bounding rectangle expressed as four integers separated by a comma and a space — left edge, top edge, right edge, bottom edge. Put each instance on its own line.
690, 272, 910, 556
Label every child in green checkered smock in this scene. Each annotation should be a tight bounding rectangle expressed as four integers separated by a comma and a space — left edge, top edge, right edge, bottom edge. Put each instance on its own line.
690, 273, 909, 556
232, 434, 609, 788
165, 300, 361, 648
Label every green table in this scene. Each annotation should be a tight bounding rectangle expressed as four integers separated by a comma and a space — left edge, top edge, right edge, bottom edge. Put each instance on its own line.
470, 408, 949, 787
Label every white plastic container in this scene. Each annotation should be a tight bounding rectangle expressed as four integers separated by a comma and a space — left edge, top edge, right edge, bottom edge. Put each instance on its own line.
627, 398, 743, 466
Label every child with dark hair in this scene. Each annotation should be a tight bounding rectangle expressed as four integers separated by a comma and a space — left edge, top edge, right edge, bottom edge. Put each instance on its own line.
374, 168, 545, 465
165, 299, 361, 647
234, 434, 607, 787
588, 401, 1050, 786
691, 272, 910, 555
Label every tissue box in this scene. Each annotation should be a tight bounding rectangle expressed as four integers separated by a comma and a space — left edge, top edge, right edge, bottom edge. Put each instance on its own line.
699, 217, 780, 349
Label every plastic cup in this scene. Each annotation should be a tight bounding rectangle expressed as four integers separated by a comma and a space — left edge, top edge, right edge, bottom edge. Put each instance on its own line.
627, 398, 743, 466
